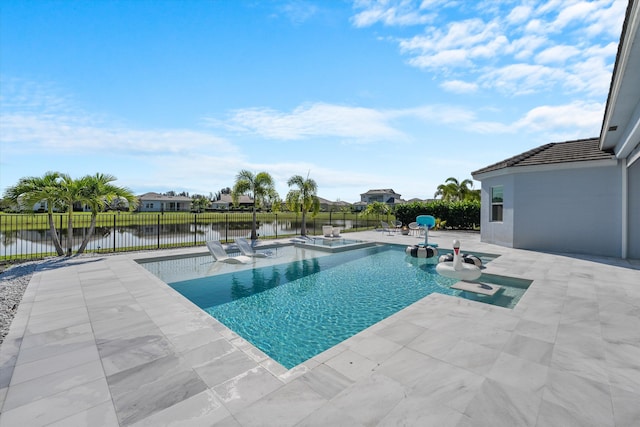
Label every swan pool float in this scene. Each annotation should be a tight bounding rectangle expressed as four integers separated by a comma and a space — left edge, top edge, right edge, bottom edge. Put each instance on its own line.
435, 239, 482, 281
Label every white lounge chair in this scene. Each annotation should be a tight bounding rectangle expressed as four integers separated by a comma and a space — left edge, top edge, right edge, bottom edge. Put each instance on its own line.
206, 241, 252, 264
332, 227, 341, 237
235, 238, 273, 258
380, 221, 393, 236
323, 225, 334, 237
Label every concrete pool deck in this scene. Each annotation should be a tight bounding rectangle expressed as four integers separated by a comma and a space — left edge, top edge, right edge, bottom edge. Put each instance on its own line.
0, 230, 639, 426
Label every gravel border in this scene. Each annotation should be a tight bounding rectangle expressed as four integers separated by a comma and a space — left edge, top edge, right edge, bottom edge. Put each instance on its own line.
0, 261, 39, 345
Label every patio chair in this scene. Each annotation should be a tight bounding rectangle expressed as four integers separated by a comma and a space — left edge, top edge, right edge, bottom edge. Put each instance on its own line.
235, 238, 274, 258
380, 221, 394, 235
323, 225, 334, 237
408, 222, 422, 236
206, 241, 252, 264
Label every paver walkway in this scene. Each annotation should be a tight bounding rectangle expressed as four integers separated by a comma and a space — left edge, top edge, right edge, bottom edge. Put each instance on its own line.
1, 230, 639, 426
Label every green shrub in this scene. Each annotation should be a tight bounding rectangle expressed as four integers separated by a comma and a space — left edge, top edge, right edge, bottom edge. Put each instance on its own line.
395, 200, 480, 230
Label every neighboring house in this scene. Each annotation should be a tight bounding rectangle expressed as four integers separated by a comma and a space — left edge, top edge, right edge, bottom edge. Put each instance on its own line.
137, 192, 192, 212
360, 189, 402, 206
317, 197, 353, 212
472, 0, 639, 259
210, 194, 254, 211
352, 201, 368, 212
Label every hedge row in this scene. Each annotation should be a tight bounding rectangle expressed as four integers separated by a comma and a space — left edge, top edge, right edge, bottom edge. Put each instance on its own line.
395, 200, 480, 230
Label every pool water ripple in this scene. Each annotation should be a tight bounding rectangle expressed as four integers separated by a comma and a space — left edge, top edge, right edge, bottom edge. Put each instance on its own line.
174, 245, 459, 368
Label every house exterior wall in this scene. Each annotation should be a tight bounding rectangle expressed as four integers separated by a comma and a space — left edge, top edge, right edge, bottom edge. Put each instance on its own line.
138, 200, 191, 212
511, 165, 622, 257
479, 175, 515, 247
628, 160, 640, 258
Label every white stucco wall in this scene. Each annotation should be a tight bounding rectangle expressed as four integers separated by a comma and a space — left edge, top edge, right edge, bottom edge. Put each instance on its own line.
479, 174, 515, 247
628, 160, 640, 259
511, 165, 622, 257
479, 162, 625, 258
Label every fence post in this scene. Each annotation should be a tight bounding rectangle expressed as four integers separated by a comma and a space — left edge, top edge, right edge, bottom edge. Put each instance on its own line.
225, 214, 228, 242
157, 214, 160, 249
275, 213, 278, 239
194, 214, 197, 246
113, 214, 116, 252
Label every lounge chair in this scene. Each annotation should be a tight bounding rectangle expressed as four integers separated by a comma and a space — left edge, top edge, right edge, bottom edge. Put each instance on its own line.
380, 221, 393, 235
206, 241, 252, 264
290, 235, 314, 243
332, 227, 341, 237
323, 225, 334, 237
235, 238, 273, 258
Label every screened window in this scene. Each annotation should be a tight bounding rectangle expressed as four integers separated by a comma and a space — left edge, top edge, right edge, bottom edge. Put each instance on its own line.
491, 186, 503, 222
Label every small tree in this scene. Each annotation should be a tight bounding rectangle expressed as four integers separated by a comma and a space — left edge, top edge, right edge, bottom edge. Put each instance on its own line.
362, 201, 390, 221
286, 174, 320, 236
232, 170, 278, 240
434, 177, 479, 202
76, 173, 138, 254
3, 171, 66, 255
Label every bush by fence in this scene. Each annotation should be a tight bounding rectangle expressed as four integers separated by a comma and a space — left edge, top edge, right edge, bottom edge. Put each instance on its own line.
395, 200, 480, 230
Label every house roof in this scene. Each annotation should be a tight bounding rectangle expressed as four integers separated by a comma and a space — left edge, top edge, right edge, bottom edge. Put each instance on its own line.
138, 192, 192, 202
472, 137, 616, 177
316, 197, 353, 206
214, 194, 253, 204
360, 189, 400, 196
599, 0, 640, 161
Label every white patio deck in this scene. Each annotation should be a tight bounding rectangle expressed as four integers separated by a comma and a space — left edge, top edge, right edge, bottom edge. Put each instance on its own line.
0, 230, 639, 426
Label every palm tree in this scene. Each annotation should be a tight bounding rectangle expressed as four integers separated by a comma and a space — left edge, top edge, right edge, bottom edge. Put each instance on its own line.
362, 201, 390, 218
3, 171, 66, 256
434, 177, 478, 202
76, 173, 138, 254
286, 174, 320, 236
57, 173, 86, 256
232, 170, 277, 240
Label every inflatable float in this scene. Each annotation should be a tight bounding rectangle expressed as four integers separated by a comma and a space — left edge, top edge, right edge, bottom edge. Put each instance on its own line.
435, 239, 482, 281
438, 252, 482, 268
405, 244, 438, 264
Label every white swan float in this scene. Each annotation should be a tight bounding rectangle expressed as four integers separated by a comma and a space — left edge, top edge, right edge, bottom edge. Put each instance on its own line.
435, 239, 482, 281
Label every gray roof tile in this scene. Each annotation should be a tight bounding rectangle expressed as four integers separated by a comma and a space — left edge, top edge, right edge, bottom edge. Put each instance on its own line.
472, 137, 615, 176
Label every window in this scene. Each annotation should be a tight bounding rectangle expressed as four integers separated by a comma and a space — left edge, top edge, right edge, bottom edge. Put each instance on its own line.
491, 186, 503, 222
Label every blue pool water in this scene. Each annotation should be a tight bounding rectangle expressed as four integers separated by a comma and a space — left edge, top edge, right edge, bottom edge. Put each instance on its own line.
142, 244, 526, 369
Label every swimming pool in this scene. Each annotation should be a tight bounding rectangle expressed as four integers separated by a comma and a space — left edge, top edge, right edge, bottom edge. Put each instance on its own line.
140, 244, 528, 369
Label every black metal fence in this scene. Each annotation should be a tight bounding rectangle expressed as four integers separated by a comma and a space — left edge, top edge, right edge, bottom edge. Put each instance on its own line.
0, 212, 381, 260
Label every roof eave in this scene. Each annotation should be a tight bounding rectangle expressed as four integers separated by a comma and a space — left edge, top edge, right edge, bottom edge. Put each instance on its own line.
473, 158, 619, 181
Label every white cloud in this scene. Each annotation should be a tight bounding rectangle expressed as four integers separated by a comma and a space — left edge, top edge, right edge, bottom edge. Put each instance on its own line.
360, 0, 624, 98
506, 5, 532, 24
548, 1, 600, 32
440, 80, 478, 93
480, 63, 568, 95
351, 0, 435, 27
513, 101, 605, 135
279, 1, 318, 25
535, 44, 581, 64
0, 79, 236, 156
0, 112, 234, 155
208, 103, 407, 141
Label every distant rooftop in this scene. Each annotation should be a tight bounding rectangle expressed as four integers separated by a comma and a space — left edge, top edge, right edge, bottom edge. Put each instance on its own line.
472, 137, 616, 176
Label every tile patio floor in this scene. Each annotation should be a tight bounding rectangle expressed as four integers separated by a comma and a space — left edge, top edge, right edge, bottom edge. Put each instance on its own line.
0, 230, 639, 426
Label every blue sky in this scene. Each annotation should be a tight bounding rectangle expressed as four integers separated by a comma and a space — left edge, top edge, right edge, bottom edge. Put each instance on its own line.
0, 0, 627, 203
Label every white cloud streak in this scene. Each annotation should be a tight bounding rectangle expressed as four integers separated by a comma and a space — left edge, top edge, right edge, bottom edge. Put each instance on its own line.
353, 0, 624, 99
